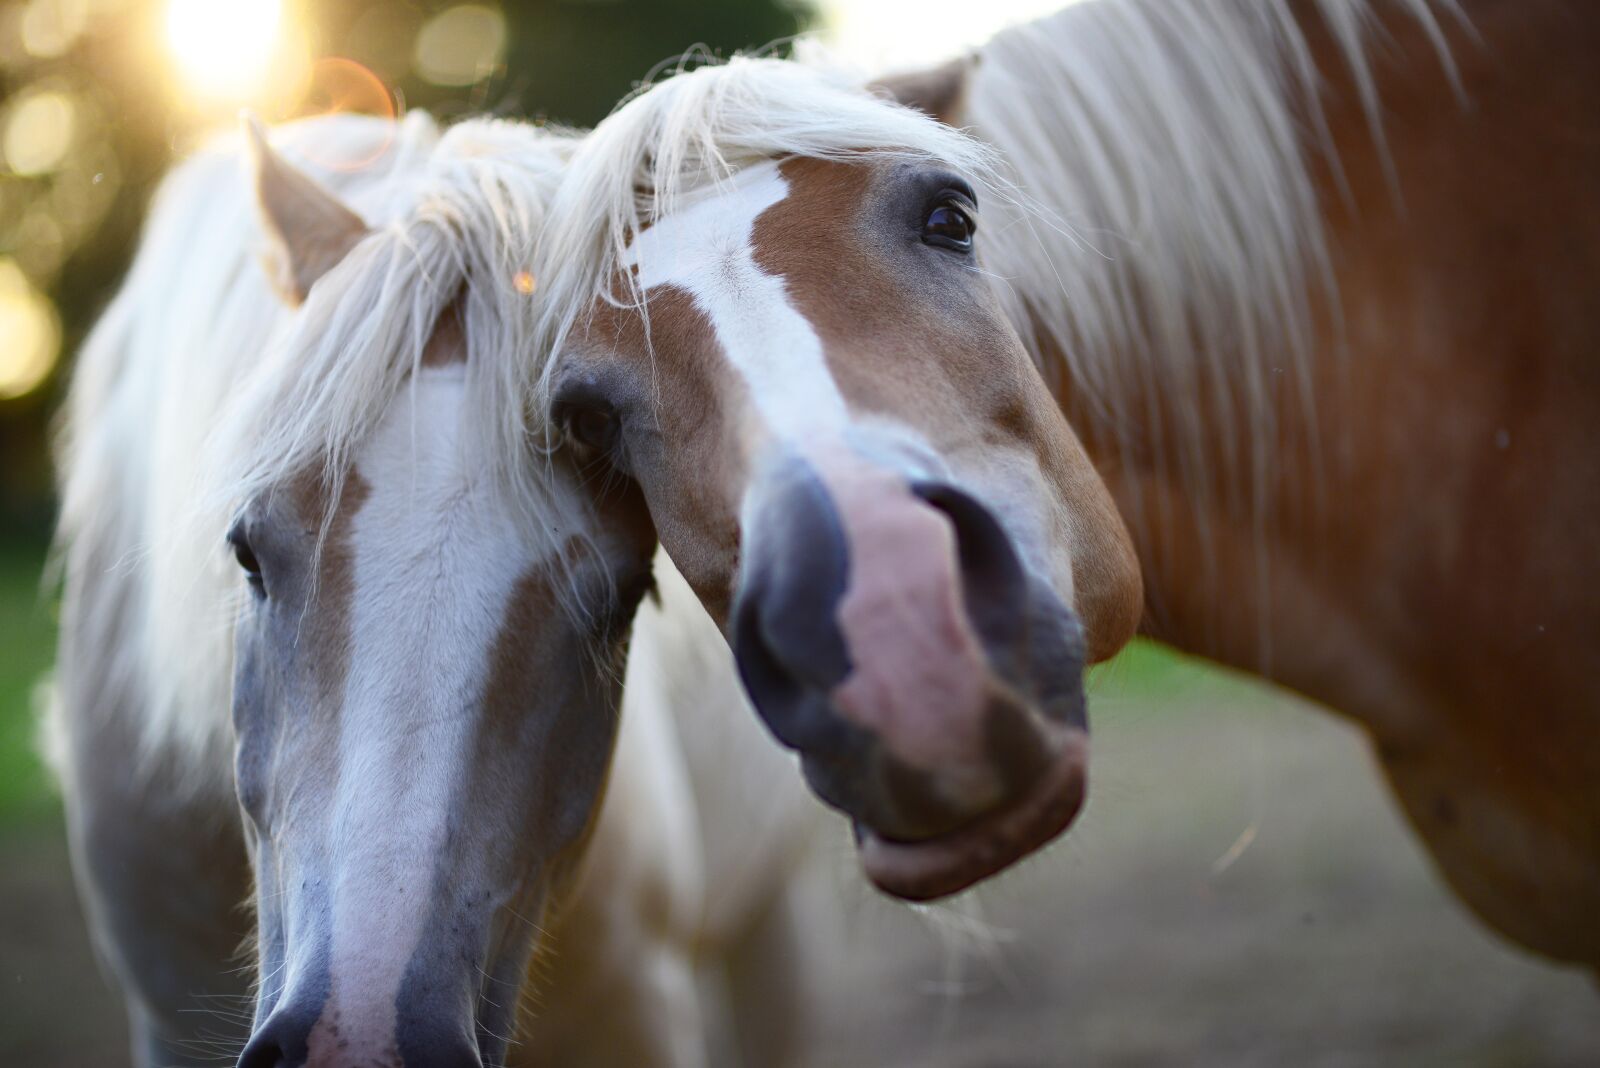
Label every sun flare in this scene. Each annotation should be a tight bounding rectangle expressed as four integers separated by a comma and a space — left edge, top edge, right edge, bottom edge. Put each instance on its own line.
165, 0, 285, 103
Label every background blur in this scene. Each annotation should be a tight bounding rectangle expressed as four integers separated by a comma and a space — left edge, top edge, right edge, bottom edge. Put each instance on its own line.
1, 1, 1596, 1065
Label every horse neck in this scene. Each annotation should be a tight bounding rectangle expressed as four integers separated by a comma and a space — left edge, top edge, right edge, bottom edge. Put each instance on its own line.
957, 0, 1467, 670
963, 1, 1600, 966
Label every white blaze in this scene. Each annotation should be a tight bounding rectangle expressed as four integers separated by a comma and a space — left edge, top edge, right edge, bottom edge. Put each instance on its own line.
316, 365, 537, 1049
625, 161, 849, 445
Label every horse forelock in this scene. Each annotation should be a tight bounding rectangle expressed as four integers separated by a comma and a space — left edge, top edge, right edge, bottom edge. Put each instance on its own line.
204, 115, 583, 549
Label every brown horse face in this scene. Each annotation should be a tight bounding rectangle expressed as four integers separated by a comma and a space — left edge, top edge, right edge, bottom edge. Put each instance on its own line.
549, 156, 1141, 899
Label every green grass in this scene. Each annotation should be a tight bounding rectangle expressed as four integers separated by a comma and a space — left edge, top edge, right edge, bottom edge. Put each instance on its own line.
0, 538, 58, 826
1088, 637, 1199, 697
1087, 634, 1271, 705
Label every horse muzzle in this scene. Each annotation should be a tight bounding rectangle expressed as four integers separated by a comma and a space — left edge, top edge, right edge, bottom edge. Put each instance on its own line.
237, 848, 528, 1068
239, 1001, 481, 1068
732, 450, 1090, 900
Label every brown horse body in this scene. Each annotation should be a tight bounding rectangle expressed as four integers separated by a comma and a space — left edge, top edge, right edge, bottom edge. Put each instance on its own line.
918, 0, 1600, 963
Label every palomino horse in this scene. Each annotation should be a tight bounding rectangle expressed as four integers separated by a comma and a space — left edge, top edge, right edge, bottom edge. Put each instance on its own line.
534, 0, 1600, 967
46, 112, 716, 1067
534, 65, 1143, 905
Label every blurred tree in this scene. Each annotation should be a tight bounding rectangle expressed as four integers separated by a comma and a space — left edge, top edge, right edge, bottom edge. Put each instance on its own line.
0, 0, 812, 537
335, 0, 810, 125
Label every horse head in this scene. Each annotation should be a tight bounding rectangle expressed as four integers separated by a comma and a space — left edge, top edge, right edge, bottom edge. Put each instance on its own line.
538, 63, 1142, 901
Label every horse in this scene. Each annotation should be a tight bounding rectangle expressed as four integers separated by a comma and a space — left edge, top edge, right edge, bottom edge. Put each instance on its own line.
885, 0, 1600, 970
532, 59, 1143, 909
45, 110, 714, 1067
530, 0, 1600, 969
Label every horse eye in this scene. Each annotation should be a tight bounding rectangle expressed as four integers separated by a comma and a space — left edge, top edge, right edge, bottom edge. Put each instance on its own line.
559, 401, 621, 460
923, 202, 975, 251
227, 527, 266, 597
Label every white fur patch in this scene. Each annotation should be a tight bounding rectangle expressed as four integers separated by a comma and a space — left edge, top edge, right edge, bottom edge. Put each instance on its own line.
626, 161, 849, 445
319, 365, 537, 1043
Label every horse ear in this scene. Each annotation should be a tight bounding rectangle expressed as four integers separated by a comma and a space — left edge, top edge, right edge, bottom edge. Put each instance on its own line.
243, 115, 369, 306
871, 56, 974, 125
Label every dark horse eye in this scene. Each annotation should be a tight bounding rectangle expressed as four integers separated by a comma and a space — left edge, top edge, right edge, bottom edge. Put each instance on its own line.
923, 201, 976, 251
571, 406, 619, 454
227, 525, 265, 597
555, 394, 622, 461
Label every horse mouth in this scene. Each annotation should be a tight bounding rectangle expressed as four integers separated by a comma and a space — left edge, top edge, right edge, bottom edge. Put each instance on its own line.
855, 728, 1087, 901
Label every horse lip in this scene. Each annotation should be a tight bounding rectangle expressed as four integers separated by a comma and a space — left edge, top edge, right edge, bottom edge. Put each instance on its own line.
855, 726, 1087, 901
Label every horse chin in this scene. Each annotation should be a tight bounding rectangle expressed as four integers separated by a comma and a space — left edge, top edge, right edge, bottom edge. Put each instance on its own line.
854, 727, 1087, 901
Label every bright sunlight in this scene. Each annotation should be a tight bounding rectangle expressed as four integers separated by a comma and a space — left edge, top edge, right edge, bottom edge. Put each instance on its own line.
165, 0, 285, 103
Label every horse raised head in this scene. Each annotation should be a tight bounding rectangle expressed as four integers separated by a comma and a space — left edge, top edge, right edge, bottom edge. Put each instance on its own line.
537, 62, 1142, 900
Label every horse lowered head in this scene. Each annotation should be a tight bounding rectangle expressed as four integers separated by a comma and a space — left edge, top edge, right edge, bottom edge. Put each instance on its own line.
223, 123, 655, 1067
538, 64, 1142, 900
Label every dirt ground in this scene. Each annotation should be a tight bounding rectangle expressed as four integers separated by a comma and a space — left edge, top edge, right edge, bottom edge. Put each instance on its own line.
3, 685, 1596, 1067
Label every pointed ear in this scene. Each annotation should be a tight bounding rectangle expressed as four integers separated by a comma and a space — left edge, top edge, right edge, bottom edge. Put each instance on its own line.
871, 56, 974, 125
244, 115, 369, 306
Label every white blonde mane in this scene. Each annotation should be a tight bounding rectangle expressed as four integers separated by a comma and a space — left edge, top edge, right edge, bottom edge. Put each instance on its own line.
529, 52, 1002, 396
966, 0, 1463, 553
55, 111, 580, 790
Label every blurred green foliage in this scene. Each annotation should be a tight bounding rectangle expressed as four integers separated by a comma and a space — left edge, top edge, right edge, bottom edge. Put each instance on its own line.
0, 536, 54, 824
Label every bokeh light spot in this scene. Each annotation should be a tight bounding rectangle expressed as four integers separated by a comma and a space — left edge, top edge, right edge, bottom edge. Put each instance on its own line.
414, 5, 506, 88
4, 90, 77, 177
0, 259, 62, 400
15, 206, 65, 280
20, 0, 89, 59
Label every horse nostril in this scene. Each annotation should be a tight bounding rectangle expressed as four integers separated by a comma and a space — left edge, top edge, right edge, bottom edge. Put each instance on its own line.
911, 480, 1030, 653
236, 1024, 483, 1068
235, 1033, 286, 1068
237, 1001, 316, 1068
732, 457, 860, 758
732, 582, 864, 758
